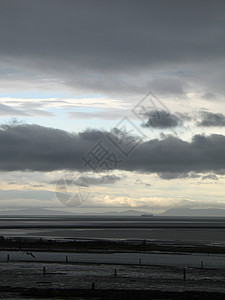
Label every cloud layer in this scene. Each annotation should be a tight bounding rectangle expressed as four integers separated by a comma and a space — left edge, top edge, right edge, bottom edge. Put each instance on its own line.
198, 111, 225, 127
1, 0, 225, 96
0, 124, 224, 177
142, 111, 181, 128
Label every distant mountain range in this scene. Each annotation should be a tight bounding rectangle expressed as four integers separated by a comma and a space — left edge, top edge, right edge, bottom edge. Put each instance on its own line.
103, 208, 225, 217
0, 207, 225, 217
0, 208, 147, 216
0, 207, 73, 216
160, 207, 225, 217
103, 209, 146, 216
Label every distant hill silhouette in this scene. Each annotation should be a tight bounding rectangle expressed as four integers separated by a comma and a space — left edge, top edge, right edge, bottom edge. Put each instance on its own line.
2, 207, 225, 217
160, 207, 225, 217
0, 208, 152, 216
0, 207, 73, 216
103, 210, 146, 216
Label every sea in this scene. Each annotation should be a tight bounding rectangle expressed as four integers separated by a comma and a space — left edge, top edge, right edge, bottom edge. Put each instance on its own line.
0, 215, 225, 246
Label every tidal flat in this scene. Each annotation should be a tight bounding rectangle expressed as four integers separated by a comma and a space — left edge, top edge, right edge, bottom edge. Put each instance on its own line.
1, 216, 225, 299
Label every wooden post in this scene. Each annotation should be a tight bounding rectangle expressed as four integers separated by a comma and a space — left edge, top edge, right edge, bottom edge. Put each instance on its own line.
114, 268, 117, 276
66, 256, 68, 263
183, 268, 186, 280
201, 260, 204, 268
91, 282, 95, 290
43, 266, 46, 275
139, 258, 142, 265
7, 254, 9, 262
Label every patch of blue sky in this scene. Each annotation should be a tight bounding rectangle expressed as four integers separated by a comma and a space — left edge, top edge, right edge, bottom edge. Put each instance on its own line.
0, 91, 104, 103
37, 117, 118, 133
71, 94, 103, 99
0, 106, 152, 139
0, 91, 68, 99
44, 107, 101, 116
71, 107, 102, 112
0, 114, 119, 133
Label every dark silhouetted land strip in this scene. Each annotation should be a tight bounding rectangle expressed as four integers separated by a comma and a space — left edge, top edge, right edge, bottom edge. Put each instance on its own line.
0, 287, 224, 299
1, 237, 225, 255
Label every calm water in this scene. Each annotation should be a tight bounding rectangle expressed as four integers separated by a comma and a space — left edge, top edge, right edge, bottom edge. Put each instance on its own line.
0, 216, 225, 245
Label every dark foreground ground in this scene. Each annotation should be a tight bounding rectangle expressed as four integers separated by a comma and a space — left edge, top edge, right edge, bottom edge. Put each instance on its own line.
1, 215, 225, 300
1, 257, 225, 299
1, 238, 225, 298
1, 287, 225, 299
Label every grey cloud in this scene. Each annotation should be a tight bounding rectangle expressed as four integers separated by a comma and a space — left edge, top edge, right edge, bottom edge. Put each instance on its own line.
0, 0, 224, 96
202, 174, 218, 181
158, 172, 189, 180
0, 124, 225, 178
201, 92, 217, 100
51, 174, 121, 186
188, 173, 201, 179
149, 78, 185, 95
215, 169, 225, 175
198, 111, 225, 127
0, 189, 54, 201
158, 172, 201, 180
112, 132, 225, 176
84, 174, 121, 185
17, 101, 47, 109
28, 109, 54, 117
0, 103, 27, 116
142, 111, 187, 128
69, 108, 130, 120
135, 178, 152, 186
0, 102, 53, 117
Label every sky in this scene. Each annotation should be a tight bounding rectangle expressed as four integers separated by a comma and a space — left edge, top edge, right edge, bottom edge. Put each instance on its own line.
0, 0, 224, 213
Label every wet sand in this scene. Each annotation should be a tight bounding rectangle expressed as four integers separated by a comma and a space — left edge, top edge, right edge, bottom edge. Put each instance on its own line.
1, 216, 225, 298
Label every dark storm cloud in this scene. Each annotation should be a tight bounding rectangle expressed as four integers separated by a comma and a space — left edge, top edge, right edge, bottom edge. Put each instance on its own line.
0, 124, 224, 177
198, 111, 225, 127
142, 111, 191, 128
142, 111, 181, 128
0, 0, 224, 95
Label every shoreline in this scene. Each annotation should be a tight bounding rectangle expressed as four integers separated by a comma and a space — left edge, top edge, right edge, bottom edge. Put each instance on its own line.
1, 236, 225, 255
